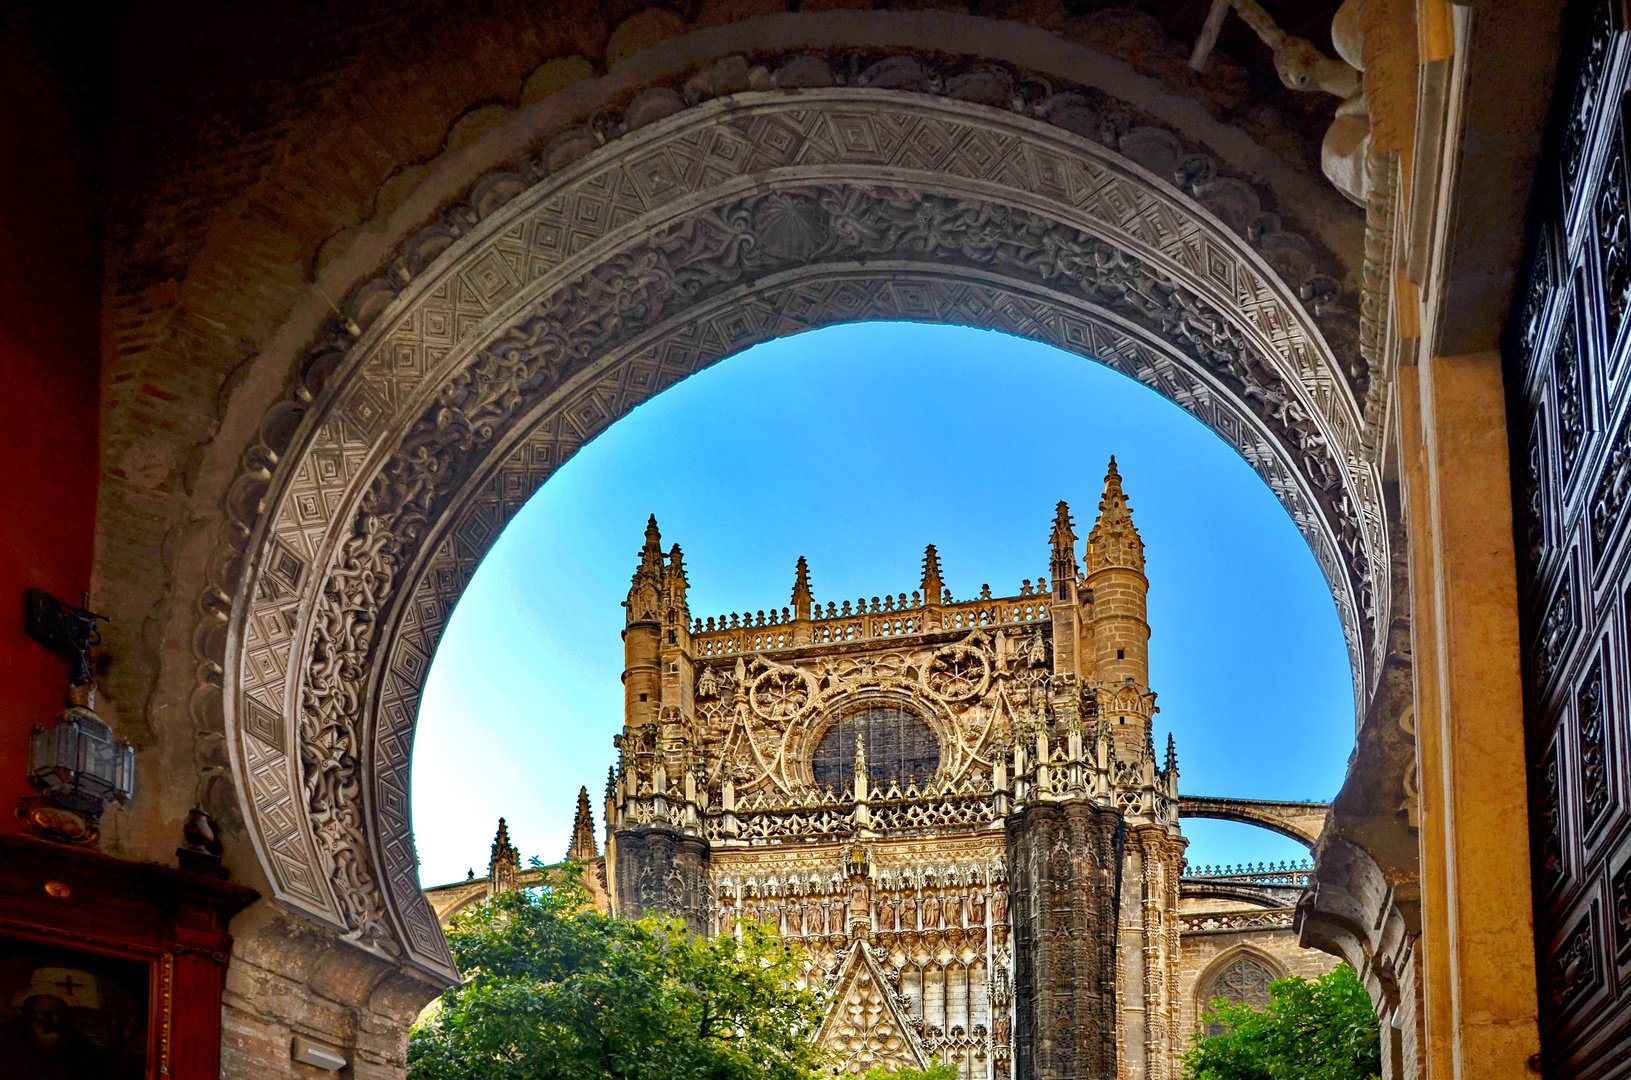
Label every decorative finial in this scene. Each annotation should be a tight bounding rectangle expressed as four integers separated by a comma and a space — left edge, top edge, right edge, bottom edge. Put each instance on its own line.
176, 805, 228, 878
791, 556, 813, 620
488, 817, 521, 894
1088, 458, 1144, 572
1049, 501, 1078, 594
921, 545, 944, 606
626, 515, 667, 623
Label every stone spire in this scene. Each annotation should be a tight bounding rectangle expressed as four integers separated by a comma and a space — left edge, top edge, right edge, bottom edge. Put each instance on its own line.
488, 817, 520, 895
625, 515, 665, 624
791, 556, 813, 621
921, 544, 944, 605
567, 786, 598, 860
640, 515, 663, 570
1049, 500, 1078, 601
1087, 457, 1145, 573
1165, 732, 1179, 777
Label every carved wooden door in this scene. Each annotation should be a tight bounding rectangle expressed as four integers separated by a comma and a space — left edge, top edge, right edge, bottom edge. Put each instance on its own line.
1512, 1, 1631, 1074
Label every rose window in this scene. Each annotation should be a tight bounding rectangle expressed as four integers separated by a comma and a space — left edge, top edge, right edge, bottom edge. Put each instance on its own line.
812, 707, 940, 789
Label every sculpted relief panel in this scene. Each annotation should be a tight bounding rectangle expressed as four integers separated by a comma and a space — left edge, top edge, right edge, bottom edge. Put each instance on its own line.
213, 88, 1384, 972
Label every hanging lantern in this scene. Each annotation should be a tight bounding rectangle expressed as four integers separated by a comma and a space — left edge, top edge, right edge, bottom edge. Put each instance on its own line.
18, 591, 133, 845
28, 684, 135, 813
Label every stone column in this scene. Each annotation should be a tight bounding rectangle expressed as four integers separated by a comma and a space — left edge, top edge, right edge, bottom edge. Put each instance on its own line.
1404, 351, 1540, 1077
612, 823, 711, 934
1007, 799, 1123, 1080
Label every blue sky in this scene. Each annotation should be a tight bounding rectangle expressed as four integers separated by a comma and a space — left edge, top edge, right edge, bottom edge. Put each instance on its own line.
410, 322, 1353, 886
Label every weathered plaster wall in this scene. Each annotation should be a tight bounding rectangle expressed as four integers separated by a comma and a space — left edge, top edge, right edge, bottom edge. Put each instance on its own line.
0, 3, 106, 837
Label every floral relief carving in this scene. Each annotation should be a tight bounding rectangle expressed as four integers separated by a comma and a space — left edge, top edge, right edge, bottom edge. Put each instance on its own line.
1554, 311, 1587, 480
1548, 914, 1601, 1016
1613, 859, 1631, 960
1597, 139, 1631, 343
1578, 658, 1611, 835
1535, 576, 1577, 690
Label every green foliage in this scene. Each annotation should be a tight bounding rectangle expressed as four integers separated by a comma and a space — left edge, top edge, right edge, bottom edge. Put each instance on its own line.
1184, 964, 1381, 1080
409, 869, 828, 1080
857, 1062, 960, 1080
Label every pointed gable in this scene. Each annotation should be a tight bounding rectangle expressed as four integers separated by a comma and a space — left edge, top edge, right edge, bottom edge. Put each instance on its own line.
816, 941, 929, 1074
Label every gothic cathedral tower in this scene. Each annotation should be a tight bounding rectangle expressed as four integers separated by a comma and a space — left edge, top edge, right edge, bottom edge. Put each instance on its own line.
606, 464, 1187, 1080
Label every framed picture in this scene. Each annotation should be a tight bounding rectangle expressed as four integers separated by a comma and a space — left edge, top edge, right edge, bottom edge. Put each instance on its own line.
0, 940, 150, 1080
0, 836, 257, 1080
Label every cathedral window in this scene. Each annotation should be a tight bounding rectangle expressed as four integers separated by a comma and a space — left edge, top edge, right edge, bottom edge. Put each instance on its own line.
811, 707, 940, 788
1199, 952, 1281, 1036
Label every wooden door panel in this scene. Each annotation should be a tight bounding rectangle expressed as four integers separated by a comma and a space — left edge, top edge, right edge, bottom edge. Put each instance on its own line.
1514, 2, 1631, 1074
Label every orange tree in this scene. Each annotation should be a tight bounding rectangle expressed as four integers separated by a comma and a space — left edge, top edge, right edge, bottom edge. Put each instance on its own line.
1184, 965, 1381, 1080
409, 869, 827, 1080
859, 1063, 959, 1079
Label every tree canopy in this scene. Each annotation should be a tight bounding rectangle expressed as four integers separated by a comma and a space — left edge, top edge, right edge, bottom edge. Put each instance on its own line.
858, 1063, 960, 1080
1184, 964, 1381, 1080
409, 868, 828, 1080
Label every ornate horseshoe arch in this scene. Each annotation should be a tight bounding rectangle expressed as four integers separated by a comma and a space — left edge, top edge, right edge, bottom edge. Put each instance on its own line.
216, 88, 1386, 978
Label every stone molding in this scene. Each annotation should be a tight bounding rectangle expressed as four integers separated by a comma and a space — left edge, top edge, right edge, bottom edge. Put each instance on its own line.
1181, 908, 1297, 934
207, 88, 1388, 976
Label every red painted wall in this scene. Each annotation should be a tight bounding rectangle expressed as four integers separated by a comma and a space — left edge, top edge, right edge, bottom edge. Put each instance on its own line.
0, 5, 106, 834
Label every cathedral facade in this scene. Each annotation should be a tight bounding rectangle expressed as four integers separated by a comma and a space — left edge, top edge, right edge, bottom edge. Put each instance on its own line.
597, 462, 1335, 1079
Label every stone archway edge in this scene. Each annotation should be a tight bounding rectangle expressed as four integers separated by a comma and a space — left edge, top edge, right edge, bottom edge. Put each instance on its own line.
219, 90, 1385, 976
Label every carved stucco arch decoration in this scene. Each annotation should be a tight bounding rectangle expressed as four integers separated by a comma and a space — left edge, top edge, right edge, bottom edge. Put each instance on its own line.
218, 89, 1386, 979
